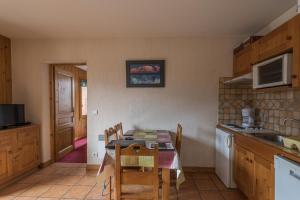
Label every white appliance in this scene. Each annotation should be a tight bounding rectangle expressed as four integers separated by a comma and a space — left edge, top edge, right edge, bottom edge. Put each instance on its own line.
275, 156, 300, 200
242, 107, 255, 128
253, 53, 292, 89
215, 128, 236, 188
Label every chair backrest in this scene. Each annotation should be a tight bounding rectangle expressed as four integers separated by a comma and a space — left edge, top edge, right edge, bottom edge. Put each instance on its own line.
114, 122, 123, 139
176, 123, 183, 155
115, 144, 159, 200
104, 127, 117, 146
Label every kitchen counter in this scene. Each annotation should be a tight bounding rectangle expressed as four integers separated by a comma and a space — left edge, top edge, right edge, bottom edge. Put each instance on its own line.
217, 124, 300, 163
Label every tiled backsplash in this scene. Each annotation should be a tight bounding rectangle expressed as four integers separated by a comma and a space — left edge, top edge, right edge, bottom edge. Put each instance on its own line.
218, 77, 300, 136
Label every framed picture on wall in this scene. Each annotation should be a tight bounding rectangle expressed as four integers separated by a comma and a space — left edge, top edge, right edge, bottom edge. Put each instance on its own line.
126, 60, 165, 88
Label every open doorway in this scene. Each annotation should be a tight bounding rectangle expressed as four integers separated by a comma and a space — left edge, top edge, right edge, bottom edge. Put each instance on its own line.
49, 64, 88, 163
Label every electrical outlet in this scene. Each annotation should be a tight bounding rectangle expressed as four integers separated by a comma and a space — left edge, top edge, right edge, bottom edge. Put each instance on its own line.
92, 152, 98, 158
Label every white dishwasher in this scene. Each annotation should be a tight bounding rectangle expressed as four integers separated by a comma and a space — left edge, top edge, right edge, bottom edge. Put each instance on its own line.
275, 155, 300, 200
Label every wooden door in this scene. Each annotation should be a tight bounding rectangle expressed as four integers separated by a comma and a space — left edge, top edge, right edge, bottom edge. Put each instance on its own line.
234, 144, 254, 199
16, 127, 39, 172
254, 155, 274, 200
0, 35, 12, 104
54, 67, 75, 160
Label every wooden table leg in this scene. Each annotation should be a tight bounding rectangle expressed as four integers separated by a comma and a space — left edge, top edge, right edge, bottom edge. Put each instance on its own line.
162, 168, 170, 200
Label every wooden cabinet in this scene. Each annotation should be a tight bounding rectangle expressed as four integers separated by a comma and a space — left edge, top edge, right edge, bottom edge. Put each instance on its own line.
234, 144, 255, 198
233, 45, 253, 77
253, 22, 293, 63
254, 155, 274, 200
232, 14, 300, 88
219, 125, 300, 200
15, 127, 40, 173
0, 131, 16, 182
0, 35, 12, 103
234, 134, 277, 200
0, 125, 40, 186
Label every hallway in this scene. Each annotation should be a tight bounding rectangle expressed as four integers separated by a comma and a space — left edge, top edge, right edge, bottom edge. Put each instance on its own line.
58, 138, 87, 163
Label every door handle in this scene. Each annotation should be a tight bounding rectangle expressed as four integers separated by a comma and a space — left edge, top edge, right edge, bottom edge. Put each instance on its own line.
226, 135, 232, 148
289, 170, 300, 181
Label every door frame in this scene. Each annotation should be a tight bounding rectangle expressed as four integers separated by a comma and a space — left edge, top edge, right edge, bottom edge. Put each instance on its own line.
49, 63, 86, 162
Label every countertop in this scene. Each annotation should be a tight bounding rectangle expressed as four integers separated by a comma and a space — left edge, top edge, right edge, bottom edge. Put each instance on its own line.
217, 124, 300, 162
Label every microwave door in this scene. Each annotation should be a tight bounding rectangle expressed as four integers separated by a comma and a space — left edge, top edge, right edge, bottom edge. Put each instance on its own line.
253, 54, 292, 89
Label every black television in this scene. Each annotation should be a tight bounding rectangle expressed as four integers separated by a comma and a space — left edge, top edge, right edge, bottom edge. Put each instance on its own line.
0, 104, 29, 129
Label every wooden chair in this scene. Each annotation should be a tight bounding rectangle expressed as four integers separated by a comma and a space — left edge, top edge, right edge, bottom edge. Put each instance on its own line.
104, 127, 117, 146
175, 123, 183, 156
97, 164, 115, 200
115, 144, 159, 200
114, 122, 123, 139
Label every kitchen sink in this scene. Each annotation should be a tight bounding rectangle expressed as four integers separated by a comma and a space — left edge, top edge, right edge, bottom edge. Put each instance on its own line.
251, 133, 284, 146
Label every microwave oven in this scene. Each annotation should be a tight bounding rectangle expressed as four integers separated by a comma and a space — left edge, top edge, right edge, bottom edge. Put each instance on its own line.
253, 53, 292, 89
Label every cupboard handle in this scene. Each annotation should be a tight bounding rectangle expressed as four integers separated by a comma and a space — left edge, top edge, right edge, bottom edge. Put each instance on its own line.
290, 170, 300, 181
286, 36, 292, 41
292, 75, 297, 79
8, 151, 13, 154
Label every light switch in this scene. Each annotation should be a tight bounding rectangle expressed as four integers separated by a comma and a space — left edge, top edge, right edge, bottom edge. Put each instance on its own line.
92, 109, 98, 115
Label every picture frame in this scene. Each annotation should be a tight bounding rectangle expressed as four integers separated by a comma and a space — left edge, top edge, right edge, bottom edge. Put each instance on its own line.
126, 60, 165, 88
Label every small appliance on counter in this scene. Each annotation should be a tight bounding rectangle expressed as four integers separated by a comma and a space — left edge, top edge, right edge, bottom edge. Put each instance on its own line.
242, 107, 255, 128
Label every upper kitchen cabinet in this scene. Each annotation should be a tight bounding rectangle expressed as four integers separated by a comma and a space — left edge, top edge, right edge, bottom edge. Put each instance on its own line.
252, 15, 300, 88
233, 45, 253, 77
252, 22, 293, 63
0, 35, 12, 103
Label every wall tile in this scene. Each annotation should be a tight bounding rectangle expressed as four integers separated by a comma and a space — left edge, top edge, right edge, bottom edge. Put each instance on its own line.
218, 77, 300, 136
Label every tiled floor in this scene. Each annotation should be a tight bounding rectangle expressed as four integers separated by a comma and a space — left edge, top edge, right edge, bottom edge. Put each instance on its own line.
0, 163, 247, 200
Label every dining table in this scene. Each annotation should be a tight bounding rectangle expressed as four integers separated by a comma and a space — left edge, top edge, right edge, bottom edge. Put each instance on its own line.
96, 129, 185, 200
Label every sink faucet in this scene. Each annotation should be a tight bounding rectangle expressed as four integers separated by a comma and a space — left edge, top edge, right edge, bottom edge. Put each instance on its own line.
283, 118, 300, 125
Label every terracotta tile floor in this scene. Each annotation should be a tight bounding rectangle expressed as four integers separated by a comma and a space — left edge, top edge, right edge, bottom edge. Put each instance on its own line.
0, 163, 247, 200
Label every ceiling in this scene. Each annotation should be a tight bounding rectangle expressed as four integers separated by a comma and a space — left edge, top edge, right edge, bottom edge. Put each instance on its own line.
0, 0, 296, 39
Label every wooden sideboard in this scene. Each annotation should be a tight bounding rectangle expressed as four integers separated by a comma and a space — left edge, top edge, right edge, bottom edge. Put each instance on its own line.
0, 125, 40, 187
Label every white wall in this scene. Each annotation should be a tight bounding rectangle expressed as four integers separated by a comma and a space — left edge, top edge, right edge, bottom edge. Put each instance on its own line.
256, 4, 298, 35
11, 37, 241, 167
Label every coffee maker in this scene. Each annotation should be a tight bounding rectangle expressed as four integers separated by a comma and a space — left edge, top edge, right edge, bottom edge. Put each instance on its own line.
242, 107, 255, 128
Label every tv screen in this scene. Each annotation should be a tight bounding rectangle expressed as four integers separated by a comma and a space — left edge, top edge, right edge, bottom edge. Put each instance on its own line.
0, 104, 26, 128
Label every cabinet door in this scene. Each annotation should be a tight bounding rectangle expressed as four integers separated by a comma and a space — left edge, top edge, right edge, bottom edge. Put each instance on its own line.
17, 127, 39, 172
254, 23, 292, 63
0, 132, 17, 183
233, 45, 253, 77
234, 144, 254, 198
0, 147, 13, 182
254, 155, 274, 200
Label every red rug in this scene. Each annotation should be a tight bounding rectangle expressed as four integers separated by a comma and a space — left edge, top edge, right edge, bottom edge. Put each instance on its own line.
58, 137, 87, 163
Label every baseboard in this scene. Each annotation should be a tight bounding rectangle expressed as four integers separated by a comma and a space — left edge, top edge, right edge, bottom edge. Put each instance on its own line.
86, 164, 100, 170
40, 160, 54, 168
182, 166, 215, 173
0, 167, 39, 190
